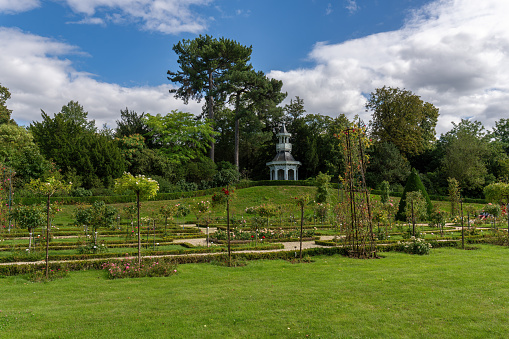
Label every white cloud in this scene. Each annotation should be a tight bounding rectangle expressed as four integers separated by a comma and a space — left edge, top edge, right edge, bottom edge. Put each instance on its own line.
0, 27, 201, 128
0, 0, 40, 13
345, 0, 358, 14
270, 0, 509, 135
326, 3, 333, 16
63, 0, 212, 34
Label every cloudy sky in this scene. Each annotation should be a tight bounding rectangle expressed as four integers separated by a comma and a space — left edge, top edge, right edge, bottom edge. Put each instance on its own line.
0, 0, 507, 135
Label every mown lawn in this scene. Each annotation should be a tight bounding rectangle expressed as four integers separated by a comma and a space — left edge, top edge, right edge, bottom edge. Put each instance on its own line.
2, 245, 509, 338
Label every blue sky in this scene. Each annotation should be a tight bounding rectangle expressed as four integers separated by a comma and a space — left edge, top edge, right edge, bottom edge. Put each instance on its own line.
1, 0, 508, 135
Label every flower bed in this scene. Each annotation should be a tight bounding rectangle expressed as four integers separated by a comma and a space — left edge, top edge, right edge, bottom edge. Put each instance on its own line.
213, 228, 315, 241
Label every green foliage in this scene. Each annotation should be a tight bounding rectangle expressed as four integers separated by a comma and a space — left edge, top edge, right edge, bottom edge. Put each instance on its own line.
212, 161, 240, 186
396, 237, 432, 255
220, 68, 286, 168
483, 203, 501, 218
102, 259, 177, 279
10, 204, 45, 232
168, 35, 253, 163
366, 141, 410, 188
88, 201, 117, 232
288, 112, 349, 179
27, 176, 72, 197
115, 133, 145, 165
73, 204, 91, 226
30, 102, 125, 188
168, 35, 252, 106
440, 119, 490, 197
145, 110, 217, 165
315, 171, 331, 203
380, 180, 390, 204
484, 182, 509, 205
396, 169, 433, 221
366, 86, 439, 157
0, 124, 51, 184
211, 187, 235, 207
71, 187, 93, 197
114, 173, 159, 200
0, 83, 13, 124
404, 191, 427, 222
115, 108, 150, 140
194, 200, 212, 226
428, 204, 446, 229
447, 177, 461, 216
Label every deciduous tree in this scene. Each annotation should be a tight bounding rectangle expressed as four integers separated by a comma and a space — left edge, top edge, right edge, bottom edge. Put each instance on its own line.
27, 176, 71, 278
440, 119, 489, 197
145, 110, 217, 165
115, 173, 159, 264
366, 86, 439, 157
0, 84, 14, 125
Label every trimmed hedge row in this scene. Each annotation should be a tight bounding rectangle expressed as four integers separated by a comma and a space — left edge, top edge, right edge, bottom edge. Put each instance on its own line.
210, 237, 317, 244
17, 179, 487, 206
0, 245, 346, 276
0, 243, 284, 264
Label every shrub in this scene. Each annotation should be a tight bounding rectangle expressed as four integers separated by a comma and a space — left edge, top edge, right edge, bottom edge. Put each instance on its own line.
396, 237, 432, 255
27, 265, 69, 282
71, 187, 93, 197
101, 259, 178, 279
396, 169, 433, 221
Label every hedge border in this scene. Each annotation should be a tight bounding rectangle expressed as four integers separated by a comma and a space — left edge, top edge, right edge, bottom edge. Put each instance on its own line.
17, 179, 486, 206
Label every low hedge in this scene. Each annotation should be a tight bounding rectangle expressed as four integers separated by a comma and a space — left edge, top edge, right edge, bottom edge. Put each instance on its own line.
17, 179, 487, 206
209, 237, 317, 244
0, 243, 284, 264
0, 245, 347, 276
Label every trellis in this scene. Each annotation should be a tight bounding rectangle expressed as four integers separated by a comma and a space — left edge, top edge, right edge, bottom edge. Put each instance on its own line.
338, 127, 376, 258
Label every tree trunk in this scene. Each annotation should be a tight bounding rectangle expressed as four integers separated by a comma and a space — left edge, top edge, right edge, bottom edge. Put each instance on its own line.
207, 70, 215, 162
234, 118, 240, 169
233, 91, 242, 169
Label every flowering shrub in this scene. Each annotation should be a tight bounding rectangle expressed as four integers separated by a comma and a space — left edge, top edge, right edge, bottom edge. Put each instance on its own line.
214, 228, 315, 241
102, 259, 177, 279
483, 203, 501, 218
314, 203, 329, 223
212, 187, 235, 207
397, 237, 432, 255
211, 192, 227, 206
77, 241, 107, 254
28, 266, 69, 282
196, 200, 211, 214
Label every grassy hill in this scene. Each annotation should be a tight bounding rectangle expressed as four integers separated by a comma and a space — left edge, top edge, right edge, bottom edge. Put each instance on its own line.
50, 185, 487, 227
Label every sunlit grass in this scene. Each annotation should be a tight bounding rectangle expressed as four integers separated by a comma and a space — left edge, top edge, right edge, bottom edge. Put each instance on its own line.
2, 245, 509, 338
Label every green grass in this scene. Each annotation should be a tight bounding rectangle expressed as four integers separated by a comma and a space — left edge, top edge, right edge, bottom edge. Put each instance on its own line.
2, 245, 509, 338
5, 185, 490, 231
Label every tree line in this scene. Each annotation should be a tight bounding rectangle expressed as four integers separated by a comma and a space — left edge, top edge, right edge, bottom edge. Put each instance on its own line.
0, 35, 508, 199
